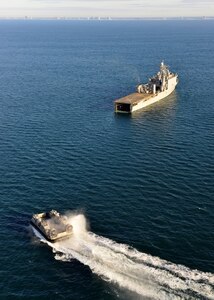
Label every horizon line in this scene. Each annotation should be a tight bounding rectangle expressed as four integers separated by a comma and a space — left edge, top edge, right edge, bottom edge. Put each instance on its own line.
0, 16, 214, 20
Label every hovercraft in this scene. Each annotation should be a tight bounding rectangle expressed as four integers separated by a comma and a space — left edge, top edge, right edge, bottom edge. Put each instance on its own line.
31, 210, 72, 242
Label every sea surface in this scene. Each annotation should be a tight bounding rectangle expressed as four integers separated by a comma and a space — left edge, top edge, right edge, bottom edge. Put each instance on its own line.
0, 20, 213, 300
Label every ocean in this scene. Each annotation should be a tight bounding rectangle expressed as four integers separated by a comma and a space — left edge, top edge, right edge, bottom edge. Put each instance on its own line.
0, 20, 213, 299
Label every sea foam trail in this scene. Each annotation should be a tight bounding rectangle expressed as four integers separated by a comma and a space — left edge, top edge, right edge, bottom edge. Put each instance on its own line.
37, 214, 214, 300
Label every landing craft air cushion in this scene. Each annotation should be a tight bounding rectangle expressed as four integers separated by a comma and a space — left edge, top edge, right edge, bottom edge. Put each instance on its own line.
31, 210, 73, 242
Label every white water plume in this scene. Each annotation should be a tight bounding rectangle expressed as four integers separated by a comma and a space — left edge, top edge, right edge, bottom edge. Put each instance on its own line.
36, 213, 214, 300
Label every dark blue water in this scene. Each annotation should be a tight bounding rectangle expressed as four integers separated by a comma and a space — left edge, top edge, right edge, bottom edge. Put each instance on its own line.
0, 20, 213, 299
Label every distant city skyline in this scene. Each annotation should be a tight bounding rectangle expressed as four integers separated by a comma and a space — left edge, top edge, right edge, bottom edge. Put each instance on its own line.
0, 0, 213, 18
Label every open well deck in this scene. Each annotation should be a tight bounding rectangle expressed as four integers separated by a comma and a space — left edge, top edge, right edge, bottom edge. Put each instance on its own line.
114, 92, 154, 112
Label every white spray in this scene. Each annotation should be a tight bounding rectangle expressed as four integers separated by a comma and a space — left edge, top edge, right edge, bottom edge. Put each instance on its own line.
35, 213, 214, 300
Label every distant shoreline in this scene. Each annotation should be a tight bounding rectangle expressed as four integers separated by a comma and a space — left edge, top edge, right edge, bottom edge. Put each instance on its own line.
0, 17, 213, 21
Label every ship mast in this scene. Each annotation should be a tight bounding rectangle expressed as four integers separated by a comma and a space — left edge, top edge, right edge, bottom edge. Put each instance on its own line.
160, 61, 169, 91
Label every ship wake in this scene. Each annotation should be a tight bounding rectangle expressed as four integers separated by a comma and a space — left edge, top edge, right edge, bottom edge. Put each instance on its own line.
37, 213, 214, 300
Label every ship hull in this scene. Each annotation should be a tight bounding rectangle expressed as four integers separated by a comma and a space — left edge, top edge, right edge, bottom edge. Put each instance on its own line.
131, 76, 177, 112
30, 222, 72, 243
114, 67, 178, 113
31, 223, 49, 242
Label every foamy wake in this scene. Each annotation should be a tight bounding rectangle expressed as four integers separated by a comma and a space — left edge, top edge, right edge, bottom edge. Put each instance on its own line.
37, 214, 214, 300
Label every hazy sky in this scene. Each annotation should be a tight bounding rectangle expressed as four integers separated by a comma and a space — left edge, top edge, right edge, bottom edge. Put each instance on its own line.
0, 0, 213, 18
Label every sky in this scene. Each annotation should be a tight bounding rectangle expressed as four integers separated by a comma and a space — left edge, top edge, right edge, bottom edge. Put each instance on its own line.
0, 0, 213, 18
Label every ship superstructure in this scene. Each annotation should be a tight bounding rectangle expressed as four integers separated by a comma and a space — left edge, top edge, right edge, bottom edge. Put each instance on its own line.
114, 62, 178, 113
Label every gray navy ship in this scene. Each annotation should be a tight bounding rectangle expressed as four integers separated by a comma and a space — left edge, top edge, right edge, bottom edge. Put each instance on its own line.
115, 61, 178, 113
